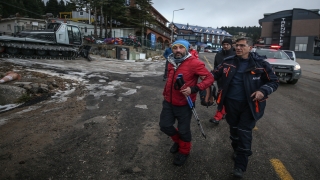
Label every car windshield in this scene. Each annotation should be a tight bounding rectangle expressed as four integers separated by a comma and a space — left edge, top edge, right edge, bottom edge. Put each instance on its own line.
284, 51, 293, 58
256, 49, 290, 60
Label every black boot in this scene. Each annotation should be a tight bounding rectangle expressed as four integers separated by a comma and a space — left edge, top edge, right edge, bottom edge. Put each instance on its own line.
173, 153, 188, 166
170, 142, 179, 153
209, 118, 220, 124
232, 168, 243, 178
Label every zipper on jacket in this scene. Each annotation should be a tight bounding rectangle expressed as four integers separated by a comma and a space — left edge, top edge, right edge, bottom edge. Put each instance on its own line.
170, 70, 177, 103
226, 67, 230, 77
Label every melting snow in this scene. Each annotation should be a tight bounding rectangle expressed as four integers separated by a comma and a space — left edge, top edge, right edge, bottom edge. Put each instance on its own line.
135, 105, 148, 109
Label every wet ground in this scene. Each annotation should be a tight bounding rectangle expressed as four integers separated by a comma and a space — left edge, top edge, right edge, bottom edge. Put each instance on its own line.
1, 54, 320, 179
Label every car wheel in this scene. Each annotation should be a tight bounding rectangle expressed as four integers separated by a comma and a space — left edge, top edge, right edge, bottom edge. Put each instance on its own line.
287, 79, 298, 84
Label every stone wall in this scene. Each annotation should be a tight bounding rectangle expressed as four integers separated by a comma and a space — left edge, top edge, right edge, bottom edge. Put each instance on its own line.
90, 44, 164, 60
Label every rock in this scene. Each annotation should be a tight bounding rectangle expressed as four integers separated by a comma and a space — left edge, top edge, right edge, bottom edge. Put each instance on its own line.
23, 84, 32, 90
132, 167, 142, 173
0, 85, 26, 105
48, 84, 54, 90
51, 82, 59, 87
39, 85, 49, 93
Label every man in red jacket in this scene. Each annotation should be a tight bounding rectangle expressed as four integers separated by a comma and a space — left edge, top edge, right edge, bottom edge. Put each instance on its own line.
159, 39, 214, 166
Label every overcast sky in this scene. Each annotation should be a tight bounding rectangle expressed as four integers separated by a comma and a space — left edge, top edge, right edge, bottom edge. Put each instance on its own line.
152, 0, 320, 28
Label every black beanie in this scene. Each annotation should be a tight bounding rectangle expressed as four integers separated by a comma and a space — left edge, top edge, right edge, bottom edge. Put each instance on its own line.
222, 38, 232, 45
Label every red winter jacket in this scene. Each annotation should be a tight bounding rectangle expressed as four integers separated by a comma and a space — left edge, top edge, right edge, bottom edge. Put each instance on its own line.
163, 55, 214, 106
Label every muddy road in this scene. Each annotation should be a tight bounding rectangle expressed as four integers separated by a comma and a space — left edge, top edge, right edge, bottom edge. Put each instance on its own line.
1, 54, 320, 180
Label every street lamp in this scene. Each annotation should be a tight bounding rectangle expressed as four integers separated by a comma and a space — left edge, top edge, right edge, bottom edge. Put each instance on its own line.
171, 8, 184, 42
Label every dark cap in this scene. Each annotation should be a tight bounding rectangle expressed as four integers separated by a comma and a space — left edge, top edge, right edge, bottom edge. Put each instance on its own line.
222, 38, 232, 45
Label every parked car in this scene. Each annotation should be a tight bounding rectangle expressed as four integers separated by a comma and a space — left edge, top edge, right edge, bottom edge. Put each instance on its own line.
204, 48, 212, 52
283, 50, 297, 61
211, 47, 222, 53
204, 46, 212, 53
254, 48, 301, 84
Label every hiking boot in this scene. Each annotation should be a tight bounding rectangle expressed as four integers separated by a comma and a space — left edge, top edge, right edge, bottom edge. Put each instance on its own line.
232, 168, 243, 178
209, 118, 220, 124
170, 142, 179, 153
173, 153, 189, 166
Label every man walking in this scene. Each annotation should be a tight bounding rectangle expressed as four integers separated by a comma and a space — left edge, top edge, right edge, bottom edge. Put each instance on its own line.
162, 43, 172, 81
212, 37, 279, 178
159, 39, 214, 166
209, 38, 235, 124
189, 44, 199, 59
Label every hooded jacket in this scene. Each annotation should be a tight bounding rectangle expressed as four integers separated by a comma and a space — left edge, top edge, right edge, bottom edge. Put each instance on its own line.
214, 47, 236, 87
213, 52, 279, 120
189, 49, 199, 59
214, 47, 236, 67
163, 54, 214, 106
163, 47, 172, 59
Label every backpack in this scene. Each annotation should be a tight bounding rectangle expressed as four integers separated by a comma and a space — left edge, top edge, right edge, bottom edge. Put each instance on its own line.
199, 84, 217, 108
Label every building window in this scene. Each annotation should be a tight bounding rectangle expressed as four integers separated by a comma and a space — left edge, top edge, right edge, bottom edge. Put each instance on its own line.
265, 38, 272, 45
212, 35, 215, 43
79, 12, 84, 16
295, 37, 308, 51
7, 24, 11, 30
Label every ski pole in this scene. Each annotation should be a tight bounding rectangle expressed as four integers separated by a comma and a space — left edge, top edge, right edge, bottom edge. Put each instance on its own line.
176, 74, 206, 139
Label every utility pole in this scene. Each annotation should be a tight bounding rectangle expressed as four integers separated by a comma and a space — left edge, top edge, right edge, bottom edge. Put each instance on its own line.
171, 8, 184, 42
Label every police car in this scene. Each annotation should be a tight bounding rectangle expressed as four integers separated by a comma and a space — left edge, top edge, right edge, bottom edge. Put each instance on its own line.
253, 46, 301, 84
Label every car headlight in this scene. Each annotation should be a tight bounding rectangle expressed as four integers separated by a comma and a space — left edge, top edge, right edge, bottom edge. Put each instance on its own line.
294, 64, 301, 70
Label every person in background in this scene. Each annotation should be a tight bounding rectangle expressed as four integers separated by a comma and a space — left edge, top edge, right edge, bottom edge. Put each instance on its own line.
189, 44, 199, 59
212, 37, 279, 178
197, 45, 201, 54
209, 38, 236, 124
163, 43, 172, 81
159, 39, 214, 166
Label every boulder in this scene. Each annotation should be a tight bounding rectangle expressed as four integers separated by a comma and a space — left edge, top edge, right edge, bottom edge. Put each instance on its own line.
0, 85, 26, 105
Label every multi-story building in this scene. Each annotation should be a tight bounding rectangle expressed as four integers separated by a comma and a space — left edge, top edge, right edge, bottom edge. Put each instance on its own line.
172, 23, 233, 48
259, 8, 320, 59
126, 0, 171, 49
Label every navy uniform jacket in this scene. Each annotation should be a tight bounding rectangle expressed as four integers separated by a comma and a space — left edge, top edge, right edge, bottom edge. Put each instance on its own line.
213, 52, 279, 120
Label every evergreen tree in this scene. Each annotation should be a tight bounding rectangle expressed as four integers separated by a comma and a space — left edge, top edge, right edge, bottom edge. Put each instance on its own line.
65, 1, 77, 12
45, 0, 59, 17
21, 0, 43, 18
103, 0, 127, 37
58, 0, 66, 13
127, 0, 155, 37
220, 26, 262, 42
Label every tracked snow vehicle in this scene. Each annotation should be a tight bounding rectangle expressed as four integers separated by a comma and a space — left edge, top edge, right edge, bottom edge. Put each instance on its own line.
0, 22, 91, 60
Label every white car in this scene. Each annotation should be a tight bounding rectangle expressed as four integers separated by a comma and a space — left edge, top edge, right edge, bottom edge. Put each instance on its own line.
254, 48, 301, 84
283, 50, 296, 61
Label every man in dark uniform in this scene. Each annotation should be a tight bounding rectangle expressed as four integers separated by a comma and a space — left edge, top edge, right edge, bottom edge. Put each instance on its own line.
212, 37, 279, 178
209, 38, 235, 124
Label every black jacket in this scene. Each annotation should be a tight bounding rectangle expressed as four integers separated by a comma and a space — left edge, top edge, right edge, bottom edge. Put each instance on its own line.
214, 48, 236, 68
214, 48, 236, 87
213, 52, 279, 120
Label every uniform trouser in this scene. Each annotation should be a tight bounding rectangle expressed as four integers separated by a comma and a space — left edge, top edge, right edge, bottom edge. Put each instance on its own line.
163, 60, 169, 79
224, 98, 257, 172
159, 100, 192, 142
